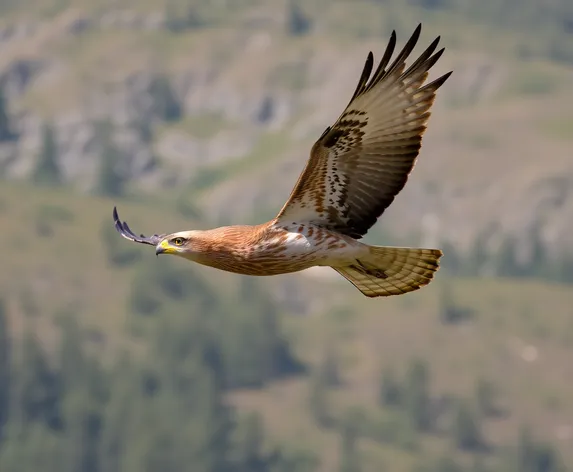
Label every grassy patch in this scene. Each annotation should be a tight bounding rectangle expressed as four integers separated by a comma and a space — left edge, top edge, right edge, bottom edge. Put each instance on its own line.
188, 130, 290, 195
499, 62, 567, 99
537, 116, 573, 141
2, 181, 573, 468
166, 113, 233, 139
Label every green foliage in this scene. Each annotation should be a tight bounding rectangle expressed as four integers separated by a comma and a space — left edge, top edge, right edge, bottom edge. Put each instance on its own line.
413, 454, 465, 472
32, 122, 61, 187
0, 301, 315, 472
474, 377, 501, 418
0, 423, 65, 472
319, 342, 342, 387
231, 412, 294, 472
513, 427, 566, 472
33, 204, 75, 238
404, 359, 433, 432
130, 117, 154, 144
164, 3, 206, 32
100, 219, 141, 267
150, 75, 183, 122
268, 443, 318, 472
442, 227, 573, 285
219, 277, 303, 388
129, 263, 301, 389
286, 0, 312, 36
0, 86, 15, 142
93, 121, 126, 198
452, 399, 486, 452
408, 0, 451, 10
338, 409, 362, 472
0, 299, 9, 437
378, 366, 402, 407
367, 410, 419, 451
439, 284, 475, 324
0, 268, 569, 472
308, 363, 332, 428
16, 330, 62, 430
128, 258, 214, 317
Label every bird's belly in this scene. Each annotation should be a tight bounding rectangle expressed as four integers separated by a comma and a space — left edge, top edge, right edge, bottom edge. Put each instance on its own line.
198, 252, 318, 276
243, 224, 364, 274
197, 224, 364, 276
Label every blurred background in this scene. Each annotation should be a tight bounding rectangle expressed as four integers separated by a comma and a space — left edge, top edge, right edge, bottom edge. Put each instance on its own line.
0, 0, 572, 471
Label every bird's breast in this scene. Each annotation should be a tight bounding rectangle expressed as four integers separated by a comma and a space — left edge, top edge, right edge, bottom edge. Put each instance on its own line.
191, 223, 362, 276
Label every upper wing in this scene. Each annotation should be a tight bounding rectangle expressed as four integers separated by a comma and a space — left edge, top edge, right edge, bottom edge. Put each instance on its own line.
275, 24, 451, 239
113, 207, 165, 246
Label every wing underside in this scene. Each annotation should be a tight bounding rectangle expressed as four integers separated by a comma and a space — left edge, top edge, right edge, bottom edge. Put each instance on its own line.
276, 24, 451, 239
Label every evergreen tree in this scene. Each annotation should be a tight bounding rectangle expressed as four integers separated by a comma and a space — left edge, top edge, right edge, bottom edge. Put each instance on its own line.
0, 299, 10, 438
439, 284, 474, 324
378, 366, 402, 407
338, 410, 362, 472
58, 314, 85, 390
123, 355, 233, 472
496, 236, 521, 277
17, 331, 62, 430
150, 75, 182, 122
99, 355, 138, 472
233, 413, 269, 472
221, 278, 302, 388
270, 446, 318, 472
0, 87, 15, 142
515, 426, 565, 472
319, 342, 342, 387
404, 359, 432, 432
62, 388, 103, 472
286, 0, 312, 36
474, 377, 500, 418
308, 364, 332, 428
59, 315, 106, 472
94, 120, 125, 197
32, 122, 61, 186
431, 455, 465, 472
0, 423, 64, 472
452, 400, 485, 452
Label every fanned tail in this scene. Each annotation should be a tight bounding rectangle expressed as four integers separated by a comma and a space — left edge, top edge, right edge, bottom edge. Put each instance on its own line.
332, 246, 442, 298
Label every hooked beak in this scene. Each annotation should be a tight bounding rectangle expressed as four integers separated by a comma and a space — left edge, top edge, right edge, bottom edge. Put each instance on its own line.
155, 240, 169, 256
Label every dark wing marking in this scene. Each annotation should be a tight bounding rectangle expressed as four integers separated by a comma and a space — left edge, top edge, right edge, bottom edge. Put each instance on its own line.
276, 24, 452, 239
113, 206, 165, 246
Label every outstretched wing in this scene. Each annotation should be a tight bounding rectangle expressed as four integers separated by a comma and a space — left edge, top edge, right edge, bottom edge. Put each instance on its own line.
275, 24, 451, 239
113, 207, 165, 246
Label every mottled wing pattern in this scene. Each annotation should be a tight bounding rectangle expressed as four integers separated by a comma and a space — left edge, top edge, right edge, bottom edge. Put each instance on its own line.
113, 207, 165, 246
276, 24, 451, 239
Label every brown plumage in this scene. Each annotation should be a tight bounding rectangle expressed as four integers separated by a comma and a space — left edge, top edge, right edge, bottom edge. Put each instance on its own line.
113, 24, 451, 298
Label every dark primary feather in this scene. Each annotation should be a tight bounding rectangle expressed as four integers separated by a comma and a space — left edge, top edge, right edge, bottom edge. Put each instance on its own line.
276, 24, 452, 239
113, 207, 164, 246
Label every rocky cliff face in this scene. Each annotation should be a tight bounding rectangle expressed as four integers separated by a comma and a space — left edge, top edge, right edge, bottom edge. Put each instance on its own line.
1, 6, 572, 268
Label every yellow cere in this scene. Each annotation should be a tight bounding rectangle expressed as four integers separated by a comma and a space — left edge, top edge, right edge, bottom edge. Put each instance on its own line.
160, 239, 176, 253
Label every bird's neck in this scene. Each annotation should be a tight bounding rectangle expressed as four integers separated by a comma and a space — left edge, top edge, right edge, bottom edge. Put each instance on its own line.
183, 223, 271, 262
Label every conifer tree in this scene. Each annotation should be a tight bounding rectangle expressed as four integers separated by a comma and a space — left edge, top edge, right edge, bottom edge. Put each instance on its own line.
32, 122, 61, 186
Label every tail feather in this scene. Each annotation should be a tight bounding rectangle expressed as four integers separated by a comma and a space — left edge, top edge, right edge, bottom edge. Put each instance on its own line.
332, 246, 442, 298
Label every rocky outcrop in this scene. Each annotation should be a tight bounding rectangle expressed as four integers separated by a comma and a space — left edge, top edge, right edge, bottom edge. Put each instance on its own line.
0, 8, 571, 265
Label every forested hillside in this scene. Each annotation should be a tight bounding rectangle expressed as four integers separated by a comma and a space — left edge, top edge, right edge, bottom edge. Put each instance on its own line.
0, 0, 572, 471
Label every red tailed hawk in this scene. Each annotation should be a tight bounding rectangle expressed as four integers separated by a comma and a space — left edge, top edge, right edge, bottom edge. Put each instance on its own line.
114, 24, 451, 297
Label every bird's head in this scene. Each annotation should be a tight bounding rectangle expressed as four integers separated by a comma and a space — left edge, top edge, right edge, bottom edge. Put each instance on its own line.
113, 207, 202, 262
155, 231, 198, 259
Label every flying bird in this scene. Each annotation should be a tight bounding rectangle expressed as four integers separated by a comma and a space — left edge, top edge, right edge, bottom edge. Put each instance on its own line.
113, 24, 451, 298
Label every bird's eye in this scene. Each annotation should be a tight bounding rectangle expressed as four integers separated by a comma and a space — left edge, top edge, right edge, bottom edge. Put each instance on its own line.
173, 237, 184, 246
